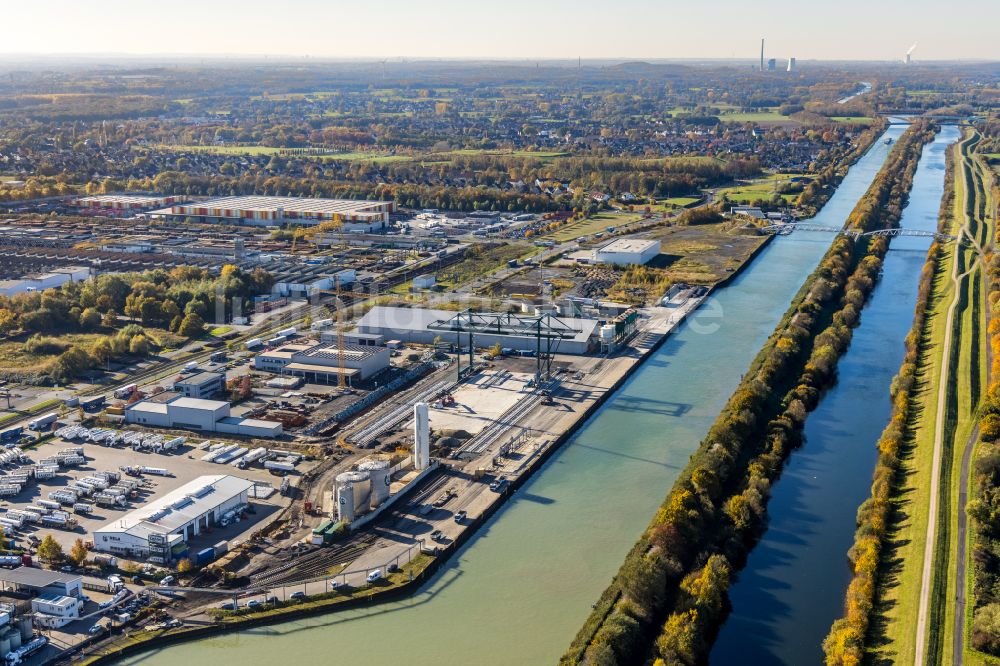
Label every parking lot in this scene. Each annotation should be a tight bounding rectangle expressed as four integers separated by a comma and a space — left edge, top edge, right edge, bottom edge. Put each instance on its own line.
3, 436, 299, 552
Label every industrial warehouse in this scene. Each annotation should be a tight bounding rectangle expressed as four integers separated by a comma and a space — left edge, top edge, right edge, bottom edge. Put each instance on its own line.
356, 305, 600, 355
150, 195, 395, 230
92, 475, 256, 559
125, 394, 284, 438
252, 340, 390, 384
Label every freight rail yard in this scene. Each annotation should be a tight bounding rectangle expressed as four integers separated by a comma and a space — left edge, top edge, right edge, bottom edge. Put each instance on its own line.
0, 191, 751, 664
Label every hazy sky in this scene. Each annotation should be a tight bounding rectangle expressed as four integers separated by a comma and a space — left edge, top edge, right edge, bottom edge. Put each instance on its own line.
3, 0, 997, 61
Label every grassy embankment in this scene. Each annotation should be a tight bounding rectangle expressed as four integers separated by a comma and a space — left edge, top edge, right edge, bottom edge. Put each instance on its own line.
828, 130, 990, 665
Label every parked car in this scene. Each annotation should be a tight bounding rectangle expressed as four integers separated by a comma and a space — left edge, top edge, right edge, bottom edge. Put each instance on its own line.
219, 602, 236, 611
87, 624, 105, 636
159, 575, 175, 586
289, 591, 306, 600
366, 570, 382, 583
430, 529, 444, 542
454, 511, 468, 523
246, 600, 261, 610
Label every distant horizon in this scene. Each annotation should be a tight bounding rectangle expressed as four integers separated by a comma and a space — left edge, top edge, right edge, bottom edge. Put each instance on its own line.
0, 54, 996, 66
3, 0, 997, 61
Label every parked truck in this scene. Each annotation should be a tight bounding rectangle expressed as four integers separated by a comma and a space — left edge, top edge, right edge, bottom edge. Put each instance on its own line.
140, 467, 172, 477
114, 384, 137, 399
28, 412, 58, 431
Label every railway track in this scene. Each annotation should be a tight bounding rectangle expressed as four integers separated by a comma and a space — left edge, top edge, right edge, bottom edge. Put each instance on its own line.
248, 534, 379, 586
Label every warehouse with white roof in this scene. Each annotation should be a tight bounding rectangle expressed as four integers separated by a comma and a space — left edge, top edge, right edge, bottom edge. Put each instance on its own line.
593, 238, 661, 266
92, 474, 255, 560
356, 306, 598, 355
150, 195, 394, 231
125, 394, 283, 437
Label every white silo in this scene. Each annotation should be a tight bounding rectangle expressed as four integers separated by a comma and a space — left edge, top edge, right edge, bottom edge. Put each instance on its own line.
359, 459, 391, 508
335, 472, 359, 523
414, 402, 430, 470
351, 469, 372, 513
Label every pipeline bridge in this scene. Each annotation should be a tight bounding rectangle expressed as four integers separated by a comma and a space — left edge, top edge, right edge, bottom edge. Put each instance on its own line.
757, 221, 958, 242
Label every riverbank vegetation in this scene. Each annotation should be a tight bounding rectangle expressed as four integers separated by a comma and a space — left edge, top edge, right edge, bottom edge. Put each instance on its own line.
821, 133, 961, 666
562, 121, 937, 666
824, 124, 997, 666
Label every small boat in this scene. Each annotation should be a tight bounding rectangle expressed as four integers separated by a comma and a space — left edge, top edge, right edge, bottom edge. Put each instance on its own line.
884, 137, 894, 145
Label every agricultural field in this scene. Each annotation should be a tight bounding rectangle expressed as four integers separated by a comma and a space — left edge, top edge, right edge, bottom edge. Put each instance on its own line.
831, 116, 876, 124
153, 145, 411, 162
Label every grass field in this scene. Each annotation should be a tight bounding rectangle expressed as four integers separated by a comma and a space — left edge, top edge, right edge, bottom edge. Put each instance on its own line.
713, 180, 798, 204
153, 145, 411, 162
662, 197, 702, 207
870, 133, 989, 665
432, 148, 569, 160
717, 110, 789, 122
830, 116, 876, 125
545, 211, 645, 242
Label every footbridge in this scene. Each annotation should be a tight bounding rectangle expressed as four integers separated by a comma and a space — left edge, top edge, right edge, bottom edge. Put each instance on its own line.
757, 221, 957, 242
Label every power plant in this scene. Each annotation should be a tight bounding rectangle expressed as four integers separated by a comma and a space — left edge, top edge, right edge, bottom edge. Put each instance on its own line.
787, 57, 796, 72
905, 42, 917, 64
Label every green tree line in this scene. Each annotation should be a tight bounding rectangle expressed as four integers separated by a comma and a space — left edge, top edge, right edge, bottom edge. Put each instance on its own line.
561, 121, 936, 666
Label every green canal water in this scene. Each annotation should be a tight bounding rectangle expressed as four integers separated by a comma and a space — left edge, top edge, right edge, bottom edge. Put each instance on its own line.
118, 125, 905, 666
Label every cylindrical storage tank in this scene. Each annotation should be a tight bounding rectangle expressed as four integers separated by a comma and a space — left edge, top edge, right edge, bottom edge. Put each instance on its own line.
0, 633, 11, 657
18, 617, 31, 641
335, 472, 361, 523
599, 324, 615, 343
350, 470, 371, 516
6, 629, 21, 650
359, 459, 391, 509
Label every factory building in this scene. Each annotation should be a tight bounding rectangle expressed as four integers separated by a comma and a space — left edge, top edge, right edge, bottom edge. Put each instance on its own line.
125, 395, 283, 438
174, 371, 225, 399
356, 306, 599, 355
253, 341, 390, 385
31, 594, 83, 628
150, 195, 395, 230
593, 239, 661, 266
0, 266, 90, 297
93, 475, 255, 560
0, 569, 82, 599
74, 194, 185, 211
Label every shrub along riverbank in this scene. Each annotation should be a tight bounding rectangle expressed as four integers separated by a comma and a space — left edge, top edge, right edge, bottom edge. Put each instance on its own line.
821, 130, 961, 666
562, 120, 937, 666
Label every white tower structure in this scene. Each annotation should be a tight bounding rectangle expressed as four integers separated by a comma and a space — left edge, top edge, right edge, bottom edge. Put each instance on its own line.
414, 402, 430, 470
787, 57, 796, 72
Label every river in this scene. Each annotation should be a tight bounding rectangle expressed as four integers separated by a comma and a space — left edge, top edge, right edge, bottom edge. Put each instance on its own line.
710, 124, 961, 665
118, 125, 906, 666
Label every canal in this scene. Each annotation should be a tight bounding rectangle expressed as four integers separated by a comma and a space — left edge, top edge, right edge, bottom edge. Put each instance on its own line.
710, 124, 961, 665
119, 125, 907, 666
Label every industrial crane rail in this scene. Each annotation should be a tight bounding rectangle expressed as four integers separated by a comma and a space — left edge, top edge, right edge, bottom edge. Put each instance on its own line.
461, 379, 560, 455
347, 379, 453, 447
